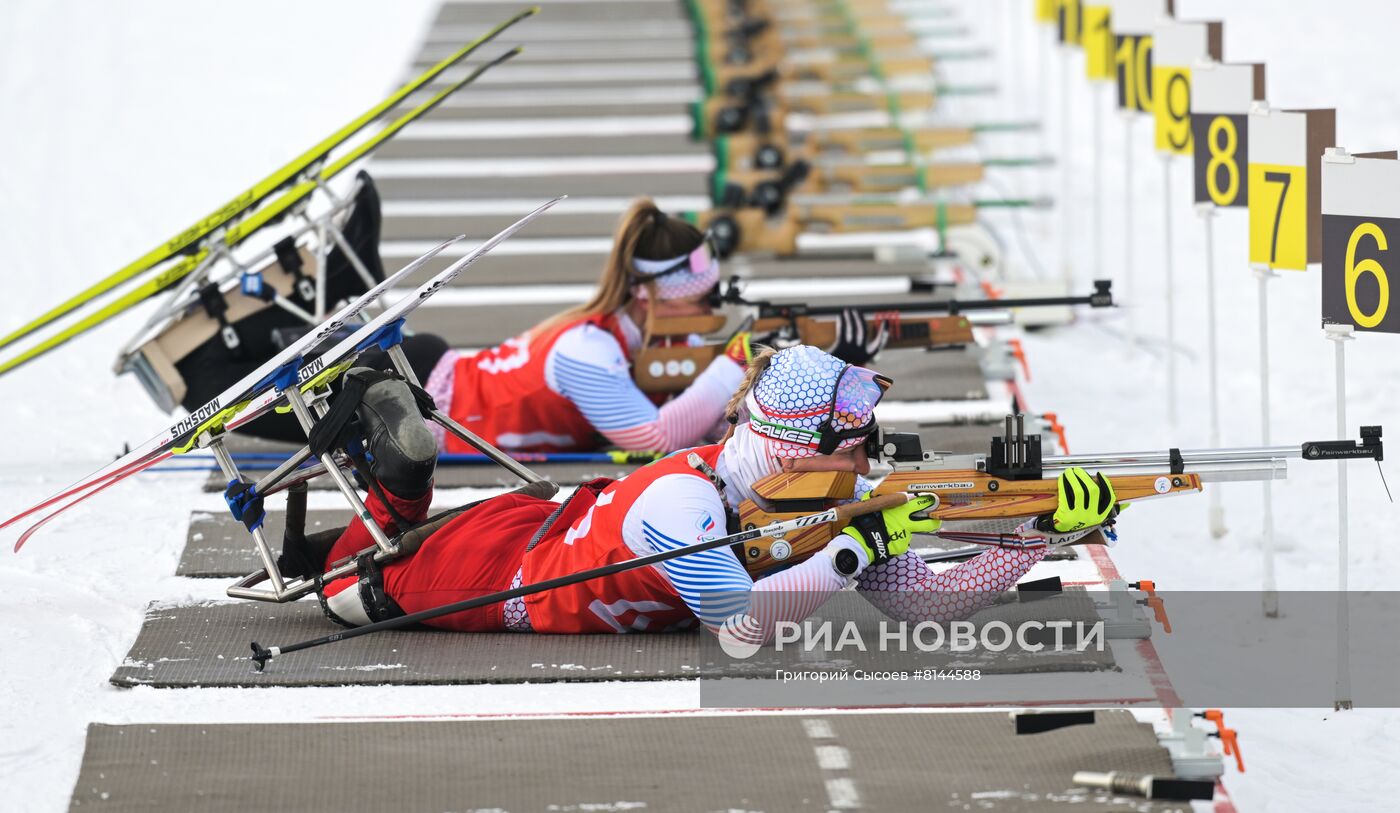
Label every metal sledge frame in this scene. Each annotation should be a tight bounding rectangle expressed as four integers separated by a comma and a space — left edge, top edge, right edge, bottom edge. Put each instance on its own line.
115, 170, 380, 372
208, 336, 554, 604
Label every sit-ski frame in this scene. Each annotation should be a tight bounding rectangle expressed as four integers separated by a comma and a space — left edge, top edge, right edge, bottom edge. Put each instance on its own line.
193, 332, 555, 604
116, 168, 383, 374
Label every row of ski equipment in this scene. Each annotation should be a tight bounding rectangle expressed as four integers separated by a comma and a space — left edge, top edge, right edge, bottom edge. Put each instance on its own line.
0, 7, 538, 377
2, 198, 565, 552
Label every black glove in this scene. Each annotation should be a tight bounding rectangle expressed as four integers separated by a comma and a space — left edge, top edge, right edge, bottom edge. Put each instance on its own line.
828, 308, 888, 366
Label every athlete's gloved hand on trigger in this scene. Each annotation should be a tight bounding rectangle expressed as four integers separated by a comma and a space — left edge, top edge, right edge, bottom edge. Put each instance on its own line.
1028, 467, 1119, 545
838, 494, 940, 570
828, 308, 889, 366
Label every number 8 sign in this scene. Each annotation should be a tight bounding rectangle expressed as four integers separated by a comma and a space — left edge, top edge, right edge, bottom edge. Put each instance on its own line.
1322, 149, 1400, 333
1247, 106, 1335, 271
1190, 62, 1266, 207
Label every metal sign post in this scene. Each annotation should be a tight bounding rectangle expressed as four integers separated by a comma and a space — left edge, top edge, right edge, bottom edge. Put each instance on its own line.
1190, 60, 1267, 537
1247, 103, 1337, 618
1151, 18, 1223, 428
1319, 146, 1400, 709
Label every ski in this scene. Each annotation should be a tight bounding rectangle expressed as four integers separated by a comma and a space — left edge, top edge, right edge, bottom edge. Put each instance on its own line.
0, 235, 464, 546
0, 45, 526, 378
6, 196, 565, 551
0, 7, 536, 359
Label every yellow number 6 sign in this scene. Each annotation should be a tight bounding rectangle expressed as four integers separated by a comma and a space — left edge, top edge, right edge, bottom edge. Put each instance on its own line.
1322, 148, 1400, 333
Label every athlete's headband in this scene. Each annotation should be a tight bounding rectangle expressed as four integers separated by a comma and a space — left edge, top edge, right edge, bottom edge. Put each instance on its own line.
630, 231, 721, 301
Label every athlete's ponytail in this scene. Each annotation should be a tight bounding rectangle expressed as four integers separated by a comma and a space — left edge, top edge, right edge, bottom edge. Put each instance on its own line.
532, 198, 704, 341
722, 345, 777, 438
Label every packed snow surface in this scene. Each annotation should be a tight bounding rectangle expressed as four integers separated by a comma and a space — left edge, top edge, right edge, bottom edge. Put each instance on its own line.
1, 1, 1399, 811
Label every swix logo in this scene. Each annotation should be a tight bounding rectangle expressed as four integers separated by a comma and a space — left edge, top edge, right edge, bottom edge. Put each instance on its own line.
172, 399, 220, 435
908, 482, 975, 491
749, 421, 817, 445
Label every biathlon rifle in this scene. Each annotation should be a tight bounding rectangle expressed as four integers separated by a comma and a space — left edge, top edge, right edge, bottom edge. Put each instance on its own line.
721, 155, 1053, 198
714, 122, 1042, 174
690, 165, 1049, 258
732, 417, 1387, 576
0, 10, 537, 377
630, 280, 1111, 393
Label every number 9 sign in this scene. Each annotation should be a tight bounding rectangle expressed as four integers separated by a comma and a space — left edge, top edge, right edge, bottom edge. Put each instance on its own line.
1247, 106, 1335, 271
1322, 148, 1400, 333
1151, 20, 1222, 156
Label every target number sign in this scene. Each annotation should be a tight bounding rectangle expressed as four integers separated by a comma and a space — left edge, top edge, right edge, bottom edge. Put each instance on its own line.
1151, 21, 1222, 155
1247, 107, 1335, 270
1114, 35, 1153, 112
1058, 0, 1084, 45
1110, 0, 1173, 113
1321, 149, 1400, 333
1083, 6, 1114, 80
1190, 63, 1266, 207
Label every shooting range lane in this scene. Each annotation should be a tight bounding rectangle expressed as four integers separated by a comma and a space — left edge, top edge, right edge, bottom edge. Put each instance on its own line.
83, 2, 1183, 809
68, 711, 1189, 813
110, 589, 1115, 689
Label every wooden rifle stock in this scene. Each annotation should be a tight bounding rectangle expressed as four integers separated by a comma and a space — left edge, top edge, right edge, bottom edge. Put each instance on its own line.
632, 312, 974, 393
690, 201, 978, 256
716, 127, 981, 173
736, 469, 1202, 575
750, 313, 975, 349
710, 49, 934, 88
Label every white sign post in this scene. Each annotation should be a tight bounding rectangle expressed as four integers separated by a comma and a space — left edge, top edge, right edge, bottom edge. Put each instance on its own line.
1150, 19, 1222, 428
1319, 147, 1400, 709
1189, 61, 1266, 538
1247, 104, 1336, 617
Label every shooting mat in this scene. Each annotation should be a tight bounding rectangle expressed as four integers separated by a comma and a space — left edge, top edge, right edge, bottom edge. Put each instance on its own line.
68, 710, 1188, 812
111, 589, 1114, 689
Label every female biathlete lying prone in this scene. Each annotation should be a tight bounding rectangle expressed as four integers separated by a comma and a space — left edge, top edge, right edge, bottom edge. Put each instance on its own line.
252, 198, 885, 453
283, 344, 1117, 640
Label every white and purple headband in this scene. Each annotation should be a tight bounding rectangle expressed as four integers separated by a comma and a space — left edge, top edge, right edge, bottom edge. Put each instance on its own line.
630, 233, 721, 300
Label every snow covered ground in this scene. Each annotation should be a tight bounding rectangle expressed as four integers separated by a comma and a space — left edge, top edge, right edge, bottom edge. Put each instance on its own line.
1, 0, 1398, 811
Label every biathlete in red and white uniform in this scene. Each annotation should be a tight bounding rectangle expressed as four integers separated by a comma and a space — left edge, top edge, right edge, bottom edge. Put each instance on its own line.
295, 345, 1119, 640
423, 199, 746, 454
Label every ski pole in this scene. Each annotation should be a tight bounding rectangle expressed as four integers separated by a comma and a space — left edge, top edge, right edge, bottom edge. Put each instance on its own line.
250, 492, 911, 670
147, 449, 666, 472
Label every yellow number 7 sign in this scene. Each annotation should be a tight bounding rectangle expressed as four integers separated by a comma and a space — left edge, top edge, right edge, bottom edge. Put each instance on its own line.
1247, 106, 1335, 270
